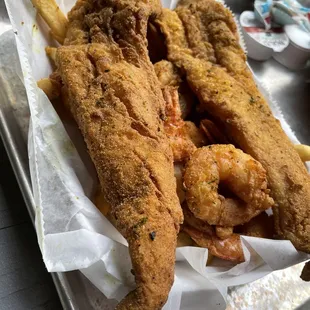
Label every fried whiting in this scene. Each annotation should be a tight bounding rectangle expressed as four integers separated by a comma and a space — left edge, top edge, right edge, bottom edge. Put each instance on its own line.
155, 0, 310, 253
50, 0, 183, 308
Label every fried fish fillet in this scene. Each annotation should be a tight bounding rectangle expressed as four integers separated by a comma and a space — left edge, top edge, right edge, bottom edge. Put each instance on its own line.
55, 0, 183, 308
155, 0, 310, 252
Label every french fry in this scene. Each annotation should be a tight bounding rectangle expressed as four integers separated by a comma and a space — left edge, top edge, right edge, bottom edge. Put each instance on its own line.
50, 30, 65, 44
45, 46, 57, 65
294, 144, 310, 162
31, 0, 68, 44
37, 78, 61, 100
94, 188, 111, 217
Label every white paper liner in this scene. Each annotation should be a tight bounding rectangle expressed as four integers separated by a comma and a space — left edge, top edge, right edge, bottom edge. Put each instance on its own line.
4, 0, 310, 309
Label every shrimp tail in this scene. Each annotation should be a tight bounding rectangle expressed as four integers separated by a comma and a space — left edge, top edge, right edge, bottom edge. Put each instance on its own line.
183, 226, 245, 263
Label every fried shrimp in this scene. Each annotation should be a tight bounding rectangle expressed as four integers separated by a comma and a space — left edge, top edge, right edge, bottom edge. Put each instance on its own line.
182, 205, 244, 262
184, 145, 274, 226
154, 60, 195, 119
183, 225, 245, 263
154, 60, 206, 162
182, 203, 214, 235
162, 86, 206, 162
215, 226, 233, 240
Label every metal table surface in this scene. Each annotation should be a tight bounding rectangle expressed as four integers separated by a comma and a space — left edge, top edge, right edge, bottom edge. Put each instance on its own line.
0, 139, 62, 310
0, 1, 62, 309
0, 0, 309, 309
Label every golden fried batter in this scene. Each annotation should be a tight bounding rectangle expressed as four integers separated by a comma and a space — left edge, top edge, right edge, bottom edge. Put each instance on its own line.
154, 60, 181, 87
155, 0, 310, 252
183, 145, 273, 226
55, 0, 183, 308
182, 205, 244, 262
154, 60, 206, 162
154, 60, 195, 119
183, 225, 245, 263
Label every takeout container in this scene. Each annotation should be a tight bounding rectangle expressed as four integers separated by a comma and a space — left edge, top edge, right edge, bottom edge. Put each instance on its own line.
273, 24, 310, 70
240, 10, 310, 69
240, 11, 289, 61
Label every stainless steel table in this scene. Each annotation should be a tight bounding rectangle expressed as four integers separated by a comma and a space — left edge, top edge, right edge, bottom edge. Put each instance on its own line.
249, 58, 310, 145
0, 139, 62, 310
0, 1, 62, 309
0, 0, 309, 309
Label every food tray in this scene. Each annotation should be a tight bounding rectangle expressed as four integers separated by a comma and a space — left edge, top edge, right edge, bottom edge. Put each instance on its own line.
0, 0, 310, 309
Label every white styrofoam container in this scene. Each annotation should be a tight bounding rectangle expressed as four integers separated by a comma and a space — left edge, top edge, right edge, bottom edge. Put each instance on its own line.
240, 11, 289, 61
273, 24, 310, 70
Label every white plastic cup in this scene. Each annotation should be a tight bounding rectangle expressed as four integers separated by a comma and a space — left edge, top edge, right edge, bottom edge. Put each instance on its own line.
273, 24, 310, 70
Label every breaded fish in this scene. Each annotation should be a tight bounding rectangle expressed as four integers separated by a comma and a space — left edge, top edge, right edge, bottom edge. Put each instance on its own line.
55, 0, 183, 308
155, 0, 310, 252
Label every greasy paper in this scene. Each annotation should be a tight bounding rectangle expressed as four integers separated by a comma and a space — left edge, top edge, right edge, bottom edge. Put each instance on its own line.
4, 0, 310, 309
